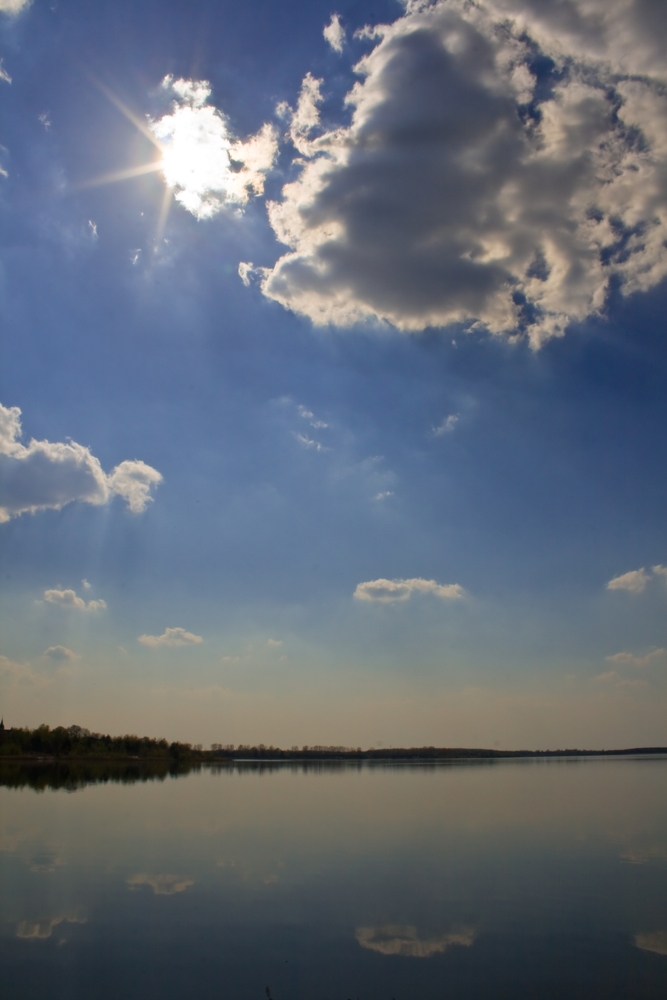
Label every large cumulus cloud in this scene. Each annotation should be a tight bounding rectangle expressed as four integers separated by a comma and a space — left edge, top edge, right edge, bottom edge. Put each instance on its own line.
0, 403, 162, 522
250, 0, 667, 345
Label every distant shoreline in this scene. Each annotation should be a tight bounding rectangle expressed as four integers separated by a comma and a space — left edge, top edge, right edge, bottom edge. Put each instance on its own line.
3, 746, 666, 764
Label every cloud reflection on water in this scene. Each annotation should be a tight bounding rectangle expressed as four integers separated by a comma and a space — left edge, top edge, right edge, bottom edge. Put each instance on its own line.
635, 931, 667, 957
356, 924, 475, 958
127, 873, 194, 895
16, 912, 86, 940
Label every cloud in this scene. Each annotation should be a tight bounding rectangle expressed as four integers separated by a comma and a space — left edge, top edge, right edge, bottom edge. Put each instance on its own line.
432, 414, 459, 436
0, 59, 11, 84
635, 931, 667, 957
323, 14, 345, 53
127, 873, 194, 895
298, 404, 328, 429
266, 638, 282, 648
356, 925, 475, 958
0, 0, 32, 15
0, 403, 162, 522
606, 649, 667, 669
44, 588, 106, 612
354, 577, 465, 602
606, 563, 667, 593
0, 654, 36, 684
43, 646, 78, 662
149, 76, 278, 220
256, 0, 667, 346
294, 431, 328, 451
16, 913, 86, 940
107, 460, 164, 514
606, 568, 650, 593
138, 627, 204, 647
0, 652, 72, 686
593, 670, 647, 688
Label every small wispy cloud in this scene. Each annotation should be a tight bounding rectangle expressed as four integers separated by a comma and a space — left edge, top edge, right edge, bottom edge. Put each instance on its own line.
594, 671, 647, 688
374, 491, 394, 501
606, 649, 667, 669
294, 432, 328, 452
0, 59, 11, 84
38, 111, 51, 130
138, 627, 203, 648
266, 638, 282, 648
44, 589, 106, 612
323, 13, 345, 54
43, 646, 78, 662
432, 414, 459, 437
298, 404, 328, 429
354, 577, 465, 603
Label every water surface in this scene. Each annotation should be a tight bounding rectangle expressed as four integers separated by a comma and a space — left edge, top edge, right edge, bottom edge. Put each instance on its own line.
1, 757, 666, 999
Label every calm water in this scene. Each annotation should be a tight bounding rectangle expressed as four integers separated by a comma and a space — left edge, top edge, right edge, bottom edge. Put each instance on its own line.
1, 757, 666, 999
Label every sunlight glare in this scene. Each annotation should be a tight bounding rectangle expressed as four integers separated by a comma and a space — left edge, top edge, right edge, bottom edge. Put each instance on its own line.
149, 77, 278, 221
151, 103, 234, 220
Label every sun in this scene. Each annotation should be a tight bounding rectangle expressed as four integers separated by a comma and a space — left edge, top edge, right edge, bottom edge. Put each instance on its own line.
80, 75, 277, 235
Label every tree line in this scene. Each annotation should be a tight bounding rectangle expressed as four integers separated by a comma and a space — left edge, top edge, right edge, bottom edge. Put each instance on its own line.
0, 723, 203, 761
1, 721, 665, 761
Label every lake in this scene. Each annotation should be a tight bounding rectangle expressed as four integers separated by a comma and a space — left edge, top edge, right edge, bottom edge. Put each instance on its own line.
1, 757, 666, 999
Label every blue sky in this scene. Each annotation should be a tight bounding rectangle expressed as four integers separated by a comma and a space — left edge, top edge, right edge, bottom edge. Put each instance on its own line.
1, 0, 666, 748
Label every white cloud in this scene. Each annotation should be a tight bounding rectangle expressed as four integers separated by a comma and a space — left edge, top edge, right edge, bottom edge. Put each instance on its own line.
43, 645, 78, 662
374, 490, 394, 501
298, 404, 328, 428
606, 649, 667, 668
127, 873, 194, 895
653, 564, 667, 581
0, 402, 162, 522
107, 460, 164, 514
323, 14, 345, 54
0, 0, 32, 15
0, 59, 11, 84
257, 0, 667, 346
287, 73, 324, 152
606, 568, 650, 593
266, 638, 282, 648
81, 578, 91, 590
149, 76, 278, 219
138, 627, 204, 648
294, 432, 328, 451
43, 588, 106, 612
354, 577, 465, 602
356, 925, 475, 958
432, 414, 459, 436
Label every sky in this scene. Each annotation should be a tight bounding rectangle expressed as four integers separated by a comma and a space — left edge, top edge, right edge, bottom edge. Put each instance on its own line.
0, 0, 665, 749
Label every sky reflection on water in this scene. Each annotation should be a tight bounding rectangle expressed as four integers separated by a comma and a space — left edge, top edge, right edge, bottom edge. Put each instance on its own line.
1, 758, 666, 999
